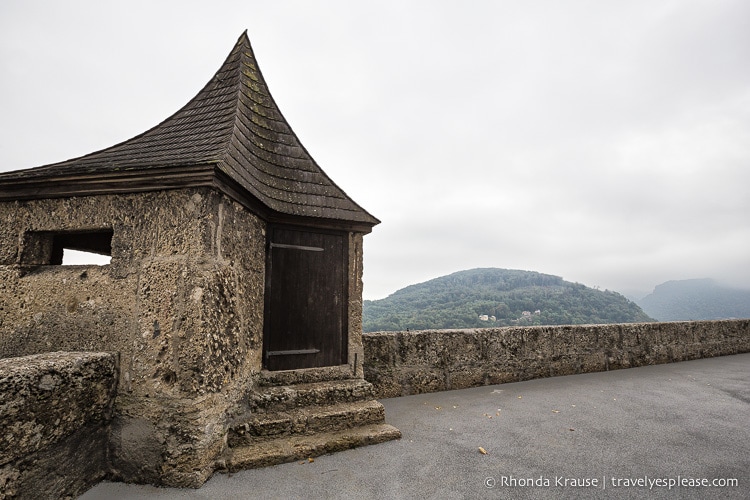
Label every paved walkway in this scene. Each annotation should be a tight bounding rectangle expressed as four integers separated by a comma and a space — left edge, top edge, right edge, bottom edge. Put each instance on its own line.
81, 353, 749, 499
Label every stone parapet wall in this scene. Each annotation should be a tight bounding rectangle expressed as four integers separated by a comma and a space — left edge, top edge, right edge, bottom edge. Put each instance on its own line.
0, 351, 118, 499
363, 320, 750, 398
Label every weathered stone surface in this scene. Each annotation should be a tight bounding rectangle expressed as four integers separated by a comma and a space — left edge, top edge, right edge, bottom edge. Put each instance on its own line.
0, 188, 269, 486
0, 352, 117, 499
225, 377, 399, 474
0, 352, 117, 465
0, 185, 375, 488
346, 232, 367, 379
364, 320, 750, 398
107, 393, 228, 488
227, 423, 401, 471
228, 400, 385, 446
258, 365, 356, 387
248, 379, 375, 412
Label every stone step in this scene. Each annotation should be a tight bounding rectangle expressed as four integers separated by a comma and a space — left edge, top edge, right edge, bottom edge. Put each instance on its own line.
249, 378, 375, 411
227, 423, 402, 471
258, 365, 355, 387
228, 400, 386, 447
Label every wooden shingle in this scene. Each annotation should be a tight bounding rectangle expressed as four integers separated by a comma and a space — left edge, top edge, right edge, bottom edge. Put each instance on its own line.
0, 31, 379, 231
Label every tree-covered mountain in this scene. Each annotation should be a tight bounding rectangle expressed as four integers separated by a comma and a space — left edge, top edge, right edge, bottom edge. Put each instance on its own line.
636, 279, 750, 321
363, 268, 652, 332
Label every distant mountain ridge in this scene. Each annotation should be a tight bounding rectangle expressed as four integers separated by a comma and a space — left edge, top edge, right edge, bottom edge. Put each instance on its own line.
636, 279, 750, 321
363, 268, 652, 332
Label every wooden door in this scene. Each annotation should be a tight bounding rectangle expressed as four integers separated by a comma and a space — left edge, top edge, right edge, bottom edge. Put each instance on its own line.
263, 227, 347, 371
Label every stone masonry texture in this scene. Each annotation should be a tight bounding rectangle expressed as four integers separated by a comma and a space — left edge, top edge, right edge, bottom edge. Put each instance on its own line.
0, 351, 118, 499
0, 188, 267, 486
363, 320, 750, 398
0, 186, 369, 488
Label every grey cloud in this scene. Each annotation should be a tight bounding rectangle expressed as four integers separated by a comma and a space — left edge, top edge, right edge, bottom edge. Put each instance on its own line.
1, 0, 748, 300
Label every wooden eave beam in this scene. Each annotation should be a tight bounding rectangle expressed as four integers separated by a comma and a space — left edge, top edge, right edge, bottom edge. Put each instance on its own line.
0, 164, 376, 234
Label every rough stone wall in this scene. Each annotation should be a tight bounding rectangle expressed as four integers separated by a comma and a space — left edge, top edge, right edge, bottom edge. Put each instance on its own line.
348, 232, 365, 378
364, 320, 750, 398
0, 187, 267, 487
0, 351, 118, 500
0, 265, 135, 357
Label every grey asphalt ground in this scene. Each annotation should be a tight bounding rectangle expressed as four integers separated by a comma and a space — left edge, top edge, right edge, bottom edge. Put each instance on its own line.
81, 353, 749, 499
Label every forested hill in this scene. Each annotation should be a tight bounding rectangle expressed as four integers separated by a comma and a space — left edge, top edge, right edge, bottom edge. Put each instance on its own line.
363, 268, 653, 332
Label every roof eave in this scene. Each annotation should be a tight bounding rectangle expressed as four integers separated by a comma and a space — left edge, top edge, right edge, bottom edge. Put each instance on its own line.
0, 164, 380, 233
212, 167, 380, 233
0, 164, 217, 202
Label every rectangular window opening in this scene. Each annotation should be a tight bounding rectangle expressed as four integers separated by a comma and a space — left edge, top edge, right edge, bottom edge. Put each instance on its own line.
53, 230, 113, 266
20, 229, 114, 266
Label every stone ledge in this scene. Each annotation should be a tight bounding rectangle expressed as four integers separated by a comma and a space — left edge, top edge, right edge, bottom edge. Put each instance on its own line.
228, 400, 386, 446
226, 423, 401, 471
364, 320, 750, 398
0, 351, 118, 499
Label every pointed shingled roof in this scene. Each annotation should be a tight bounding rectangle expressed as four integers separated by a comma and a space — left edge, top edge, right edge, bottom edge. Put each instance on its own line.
0, 31, 379, 230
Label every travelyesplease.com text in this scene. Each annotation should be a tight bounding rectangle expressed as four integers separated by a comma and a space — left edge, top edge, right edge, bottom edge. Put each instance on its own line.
484, 475, 739, 490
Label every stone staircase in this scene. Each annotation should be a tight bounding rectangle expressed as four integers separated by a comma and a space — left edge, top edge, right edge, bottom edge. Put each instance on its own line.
225, 371, 401, 471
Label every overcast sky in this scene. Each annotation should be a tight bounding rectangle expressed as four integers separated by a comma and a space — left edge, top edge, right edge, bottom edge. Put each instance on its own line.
1, 0, 749, 300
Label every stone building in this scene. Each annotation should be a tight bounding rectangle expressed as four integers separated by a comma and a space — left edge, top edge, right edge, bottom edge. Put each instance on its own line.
0, 31, 399, 487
